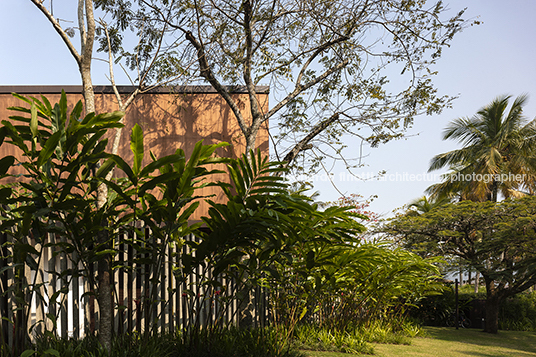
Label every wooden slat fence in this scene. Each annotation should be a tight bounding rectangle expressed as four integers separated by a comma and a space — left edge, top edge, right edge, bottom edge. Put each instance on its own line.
0, 229, 270, 348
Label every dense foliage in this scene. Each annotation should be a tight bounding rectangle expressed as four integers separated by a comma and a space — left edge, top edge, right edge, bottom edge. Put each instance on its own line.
384, 198, 536, 333
427, 94, 536, 201
0, 94, 442, 355
32, 0, 473, 174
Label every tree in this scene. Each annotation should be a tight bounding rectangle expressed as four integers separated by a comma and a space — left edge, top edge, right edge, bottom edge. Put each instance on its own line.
29, 0, 187, 159
30, 0, 96, 113
383, 197, 536, 333
395, 196, 451, 259
27, 2, 188, 350
0, 93, 229, 351
427, 94, 536, 201
406, 195, 450, 215
0, 92, 124, 352
98, 0, 470, 173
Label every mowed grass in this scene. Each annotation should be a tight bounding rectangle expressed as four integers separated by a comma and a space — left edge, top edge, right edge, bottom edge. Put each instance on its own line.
302, 327, 536, 357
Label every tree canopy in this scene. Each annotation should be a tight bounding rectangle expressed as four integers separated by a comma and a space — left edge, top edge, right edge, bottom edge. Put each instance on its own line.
383, 197, 536, 333
93, 0, 470, 174
427, 94, 536, 201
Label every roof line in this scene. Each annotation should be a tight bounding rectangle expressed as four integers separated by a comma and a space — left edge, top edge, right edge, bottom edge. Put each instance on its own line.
0, 85, 270, 94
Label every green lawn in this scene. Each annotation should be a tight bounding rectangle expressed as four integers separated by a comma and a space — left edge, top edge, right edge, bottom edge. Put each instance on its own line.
302, 327, 536, 357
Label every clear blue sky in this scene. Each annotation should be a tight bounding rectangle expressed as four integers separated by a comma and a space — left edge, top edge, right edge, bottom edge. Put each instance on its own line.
1, 1, 535, 217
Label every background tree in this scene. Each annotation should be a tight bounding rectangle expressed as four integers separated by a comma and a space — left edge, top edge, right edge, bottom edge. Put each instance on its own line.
427, 94, 536, 201
395, 196, 450, 259
406, 196, 450, 215
99, 0, 470, 173
383, 197, 536, 333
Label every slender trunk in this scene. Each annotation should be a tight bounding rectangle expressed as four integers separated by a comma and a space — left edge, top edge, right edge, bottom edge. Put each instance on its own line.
491, 180, 498, 203
79, 1, 113, 350
97, 267, 112, 350
81, 68, 95, 114
474, 271, 479, 293
468, 270, 472, 286
97, 225, 113, 351
245, 131, 256, 156
81, 2, 112, 350
484, 279, 500, 333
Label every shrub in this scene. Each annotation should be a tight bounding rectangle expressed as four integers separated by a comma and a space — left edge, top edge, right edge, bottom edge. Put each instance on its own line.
22, 327, 305, 357
499, 291, 536, 331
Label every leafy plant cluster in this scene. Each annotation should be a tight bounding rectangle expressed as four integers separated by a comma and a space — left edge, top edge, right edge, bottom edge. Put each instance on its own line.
0, 93, 442, 356
409, 283, 536, 332
499, 291, 536, 332
21, 328, 305, 357
407, 283, 483, 328
292, 319, 425, 355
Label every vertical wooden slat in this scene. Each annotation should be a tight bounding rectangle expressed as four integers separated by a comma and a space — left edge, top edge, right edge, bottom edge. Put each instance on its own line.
127, 233, 134, 333
33, 242, 45, 339
160, 236, 167, 333
47, 234, 57, 335
0, 232, 10, 346
154, 232, 161, 333
143, 226, 150, 332
168, 243, 174, 334
122, 234, 127, 335
65, 258, 73, 337
7, 237, 16, 346
72, 251, 80, 338
59, 238, 68, 337
135, 228, 141, 332
117, 233, 127, 336
181, 237, 189, 330
175, 242, 182, 330
113, 234, 121, 336
88, 261, 96, 334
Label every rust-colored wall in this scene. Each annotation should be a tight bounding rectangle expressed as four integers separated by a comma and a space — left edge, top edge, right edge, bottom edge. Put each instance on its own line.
0, 86, 269, 221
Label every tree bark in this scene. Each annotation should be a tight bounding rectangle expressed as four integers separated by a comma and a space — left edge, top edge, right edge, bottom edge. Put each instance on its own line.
97, 223, 113, 351
282, 113, 339, 166
484, 279, 500, 333
79, 1, 113, 351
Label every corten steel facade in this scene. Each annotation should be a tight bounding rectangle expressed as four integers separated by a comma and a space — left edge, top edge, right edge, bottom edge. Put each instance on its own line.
0, 85, 269, 221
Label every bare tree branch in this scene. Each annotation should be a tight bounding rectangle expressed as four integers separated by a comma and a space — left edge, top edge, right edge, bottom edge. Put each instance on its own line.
282, 112, 340, 166
30, 0, 81, 65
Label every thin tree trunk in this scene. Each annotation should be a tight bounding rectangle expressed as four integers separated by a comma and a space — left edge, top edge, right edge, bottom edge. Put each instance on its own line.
468, 270, 472, 287
80, 1, 113, 351
97, 225, 113, 351
484, 279, 500, 333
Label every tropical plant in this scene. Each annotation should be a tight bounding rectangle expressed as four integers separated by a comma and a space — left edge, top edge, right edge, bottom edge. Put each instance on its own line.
0, 93, 227, 352
183, 150, 374, 353
100, 125, 228, 339
406, 196, 451, 215
0, 91, 124, 354
427, 94, 536, 201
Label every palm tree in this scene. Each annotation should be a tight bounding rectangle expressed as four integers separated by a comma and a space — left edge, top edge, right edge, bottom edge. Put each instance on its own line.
427, 94, 536, 202
406, 195, 451, 215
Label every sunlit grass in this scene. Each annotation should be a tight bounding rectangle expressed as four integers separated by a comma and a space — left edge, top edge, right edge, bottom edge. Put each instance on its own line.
303, 327, 536, 357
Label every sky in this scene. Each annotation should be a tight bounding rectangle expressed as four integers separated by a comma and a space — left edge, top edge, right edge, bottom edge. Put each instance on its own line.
1, 1, 535, 217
